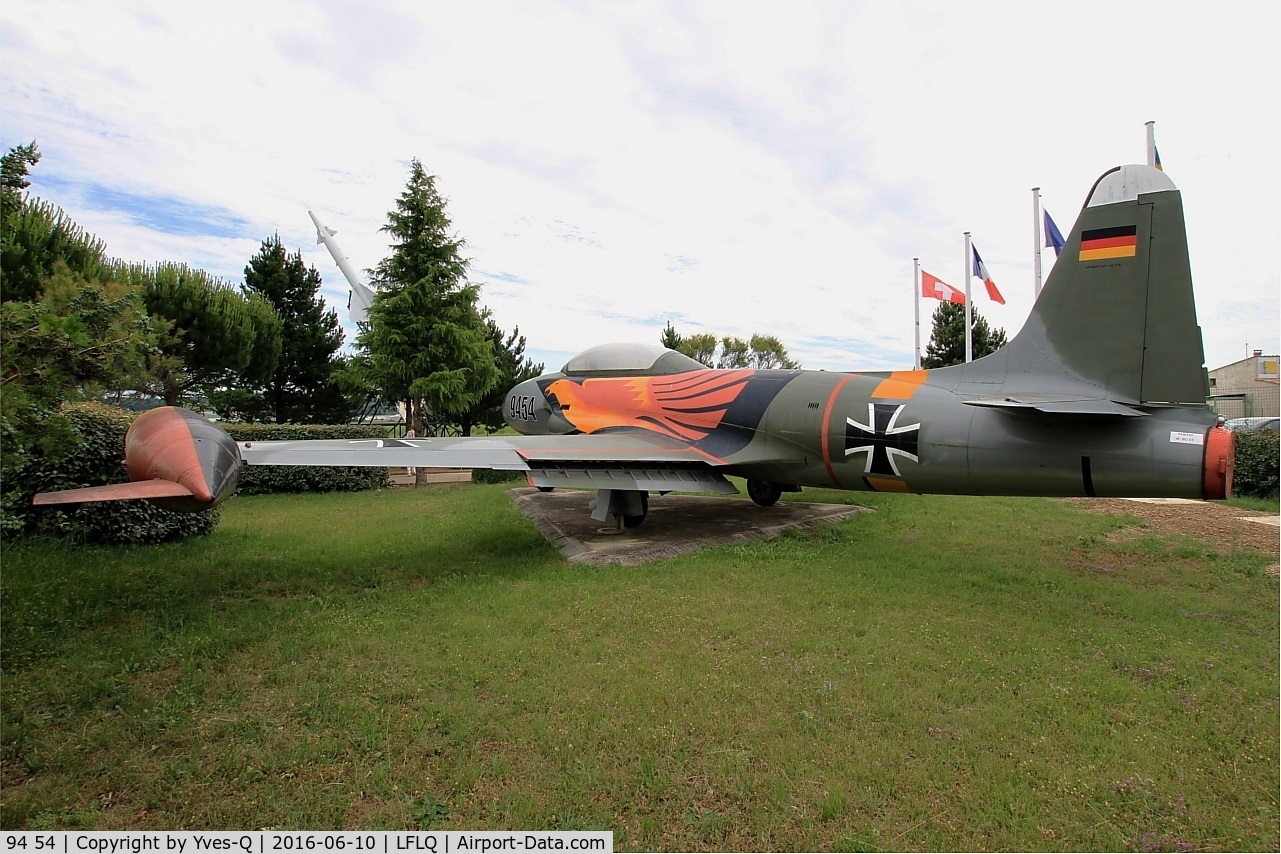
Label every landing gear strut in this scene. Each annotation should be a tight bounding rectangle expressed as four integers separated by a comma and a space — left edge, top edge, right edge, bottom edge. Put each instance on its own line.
589, 488, 649, 528
621, 492, 649, 528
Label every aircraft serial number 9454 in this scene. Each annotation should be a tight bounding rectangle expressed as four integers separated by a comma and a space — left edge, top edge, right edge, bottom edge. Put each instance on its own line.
508, 394, 539, 422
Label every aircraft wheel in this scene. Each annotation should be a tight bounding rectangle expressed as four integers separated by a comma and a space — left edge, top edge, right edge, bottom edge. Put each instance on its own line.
621, 492, 649, 528
747, 479, 783, 507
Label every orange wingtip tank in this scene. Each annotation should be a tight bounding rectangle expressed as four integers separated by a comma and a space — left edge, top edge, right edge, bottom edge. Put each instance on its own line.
32, 407, 242, 513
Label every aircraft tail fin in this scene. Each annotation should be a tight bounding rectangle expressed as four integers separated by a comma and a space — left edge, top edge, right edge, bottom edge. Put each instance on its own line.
951, 165, 1209, 407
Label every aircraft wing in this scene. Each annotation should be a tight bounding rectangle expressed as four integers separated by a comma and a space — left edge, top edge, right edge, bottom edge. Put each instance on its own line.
239, 430, 744, 494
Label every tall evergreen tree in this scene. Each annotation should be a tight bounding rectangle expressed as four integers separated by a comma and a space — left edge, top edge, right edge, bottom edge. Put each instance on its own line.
356, 159, 499, 437
458, 317, 544, 435
921, 302, 1008, 368
241, 234, 349, 423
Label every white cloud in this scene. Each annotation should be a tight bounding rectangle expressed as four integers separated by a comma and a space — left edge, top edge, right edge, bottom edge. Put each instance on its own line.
2, 0, 1277, 376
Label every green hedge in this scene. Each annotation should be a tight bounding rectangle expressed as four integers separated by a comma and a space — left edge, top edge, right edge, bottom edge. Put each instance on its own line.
471, 467, 526, 485
1233, 429, 1279, 500
223, 422, 390, 495
1, 403, 219, 543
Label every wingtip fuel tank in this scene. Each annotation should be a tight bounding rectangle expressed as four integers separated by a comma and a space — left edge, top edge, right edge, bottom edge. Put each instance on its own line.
32, 407, 241, 513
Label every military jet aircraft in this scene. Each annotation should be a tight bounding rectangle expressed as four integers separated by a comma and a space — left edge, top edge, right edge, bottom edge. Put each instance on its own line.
33, 163, 1234, 527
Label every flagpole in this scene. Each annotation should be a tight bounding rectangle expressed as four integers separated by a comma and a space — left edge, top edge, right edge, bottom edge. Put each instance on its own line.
913, 258, 921, 370
1145, 120, 1157, 168
963, 232, 972, 363
1032, 187, 1043, 297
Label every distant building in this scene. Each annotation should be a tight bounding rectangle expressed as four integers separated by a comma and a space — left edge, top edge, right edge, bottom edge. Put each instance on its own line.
1208, 350, 1279, 418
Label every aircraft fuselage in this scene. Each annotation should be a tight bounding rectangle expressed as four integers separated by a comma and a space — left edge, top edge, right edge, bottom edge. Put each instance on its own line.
506, 366, 1229, 501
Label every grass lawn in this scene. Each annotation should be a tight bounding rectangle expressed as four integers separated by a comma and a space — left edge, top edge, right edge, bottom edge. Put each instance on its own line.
2, 484, 1277, 851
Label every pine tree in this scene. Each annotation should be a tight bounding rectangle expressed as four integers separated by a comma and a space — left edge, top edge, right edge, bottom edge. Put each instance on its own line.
457, 317, 544, 436
115, 261, 282, 406
241, 234, 348, 423
921, 302, 1008, 368
356, 160, 499, 436
0, 143, 154, 472
659, 321, 682, 351
2, 142, 113, 304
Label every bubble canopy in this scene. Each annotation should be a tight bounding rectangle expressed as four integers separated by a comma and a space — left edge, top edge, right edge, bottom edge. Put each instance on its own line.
562, 343, 707, 376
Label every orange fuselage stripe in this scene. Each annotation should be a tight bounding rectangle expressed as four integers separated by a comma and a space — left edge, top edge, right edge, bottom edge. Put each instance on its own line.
820, 375, 854, 488
871, 370, 928, 400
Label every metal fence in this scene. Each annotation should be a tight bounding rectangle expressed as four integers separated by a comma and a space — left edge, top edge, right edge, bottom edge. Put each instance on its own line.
1207, 385, 1281, 419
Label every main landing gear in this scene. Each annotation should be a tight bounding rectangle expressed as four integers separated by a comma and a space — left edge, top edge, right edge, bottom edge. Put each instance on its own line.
590, 488, 649, 528
747, 479, 800, 507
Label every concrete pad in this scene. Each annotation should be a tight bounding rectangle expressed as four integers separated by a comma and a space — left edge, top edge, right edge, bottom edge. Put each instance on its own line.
508, 487, 873, 566
1119, 497, 1201, 504
1239, 516, 1281, 528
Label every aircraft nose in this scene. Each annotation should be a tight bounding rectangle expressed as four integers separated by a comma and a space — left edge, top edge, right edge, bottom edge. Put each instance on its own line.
504, 377, 575, 435
505, 379, 550, 434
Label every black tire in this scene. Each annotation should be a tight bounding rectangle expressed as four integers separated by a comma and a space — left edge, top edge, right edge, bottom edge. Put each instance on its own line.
621, 492, 649, 528
747, 479, 783, 507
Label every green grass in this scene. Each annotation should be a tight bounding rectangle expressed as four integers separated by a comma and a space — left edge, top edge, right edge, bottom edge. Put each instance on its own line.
1218, 495, 1280, 513
2, 485, 1277, 851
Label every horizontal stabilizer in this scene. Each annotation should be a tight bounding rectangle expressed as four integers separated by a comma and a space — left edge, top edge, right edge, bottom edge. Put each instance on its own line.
33, 480, 195, 506
963, 395, 1147, 417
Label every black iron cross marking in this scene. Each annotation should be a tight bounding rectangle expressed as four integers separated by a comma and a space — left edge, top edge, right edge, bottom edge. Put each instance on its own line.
845, 403, 920, 477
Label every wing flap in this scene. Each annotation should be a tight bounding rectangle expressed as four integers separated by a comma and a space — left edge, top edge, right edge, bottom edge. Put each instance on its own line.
525, 464, 737, 494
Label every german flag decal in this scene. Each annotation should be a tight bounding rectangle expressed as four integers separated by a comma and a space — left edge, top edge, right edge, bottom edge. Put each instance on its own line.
1079, 225, 1138, 261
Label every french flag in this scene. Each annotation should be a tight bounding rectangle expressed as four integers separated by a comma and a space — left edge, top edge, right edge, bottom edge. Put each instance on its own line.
971, 243, 1005, 304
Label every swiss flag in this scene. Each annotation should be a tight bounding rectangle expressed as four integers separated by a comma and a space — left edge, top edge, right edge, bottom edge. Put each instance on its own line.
921, 270, 965, 304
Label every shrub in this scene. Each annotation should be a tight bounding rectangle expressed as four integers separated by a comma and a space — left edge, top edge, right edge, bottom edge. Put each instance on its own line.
1233, 429, 1279, 500
224, 422, 390, 495
1, 403, 219, 543
471, 467, 526, 485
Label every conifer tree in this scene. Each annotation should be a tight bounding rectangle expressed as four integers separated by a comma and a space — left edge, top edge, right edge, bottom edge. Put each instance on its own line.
241, 234, 349, 423
356, 160, 499, 436
115, 261, 282, 406
921, 302, 1008, 368
457, 317, 543, 436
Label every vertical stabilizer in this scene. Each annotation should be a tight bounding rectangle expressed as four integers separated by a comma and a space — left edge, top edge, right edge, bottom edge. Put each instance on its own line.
949, 165, 1208, 406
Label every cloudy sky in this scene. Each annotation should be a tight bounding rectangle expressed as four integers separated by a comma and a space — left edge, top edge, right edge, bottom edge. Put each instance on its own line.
3, 0, 1277, 374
